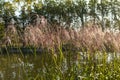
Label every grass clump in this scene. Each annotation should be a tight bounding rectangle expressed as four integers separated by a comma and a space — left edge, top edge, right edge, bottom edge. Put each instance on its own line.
1, 22, 120, 53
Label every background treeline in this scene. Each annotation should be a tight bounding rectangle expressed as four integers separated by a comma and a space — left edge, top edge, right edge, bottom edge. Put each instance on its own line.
0, 0, 120, 34
0, 0, 120, 28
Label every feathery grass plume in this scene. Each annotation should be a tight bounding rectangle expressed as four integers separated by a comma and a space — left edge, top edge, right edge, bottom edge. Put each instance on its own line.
32, 27, 44, 47
23, 25, 43, 47
23, 26, 31, 46
3, 24, 20, 46
61, 27, 70, 43
69, 29, 75, 40
78, 25, 105, 52
3, 36, 12, 46
104, 32, 119, 52
24, 26, 35, 46
6, 24, 17, 34
53, 26, 62, 49
42, 32, 55, 49
54, 34, 61, 48
115, 32, 120, 51
64, 28, 79, 49
7, 20, 119, 53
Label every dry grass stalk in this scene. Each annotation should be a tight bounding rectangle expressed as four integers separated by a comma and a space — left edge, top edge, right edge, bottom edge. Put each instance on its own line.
3, 21, 120, 53
2, 24, 20, 46
22, 23, 120, 52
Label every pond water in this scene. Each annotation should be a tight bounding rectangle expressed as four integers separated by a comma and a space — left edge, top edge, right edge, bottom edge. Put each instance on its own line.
0, 52, 120, 80
0, 54, 42, 80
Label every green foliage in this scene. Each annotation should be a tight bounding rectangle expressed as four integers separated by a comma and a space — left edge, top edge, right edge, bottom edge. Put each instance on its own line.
0, 22, 4, 39
20, 0, 120, 29
0, 1, 16, 28
0, 0, 120, 29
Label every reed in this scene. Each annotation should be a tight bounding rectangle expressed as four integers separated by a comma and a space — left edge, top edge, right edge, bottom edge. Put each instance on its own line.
0, 23, 120, 80
1, 22, 120, 53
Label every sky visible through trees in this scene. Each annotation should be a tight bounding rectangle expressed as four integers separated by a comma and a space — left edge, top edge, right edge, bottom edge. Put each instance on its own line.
0, 0, 120, 29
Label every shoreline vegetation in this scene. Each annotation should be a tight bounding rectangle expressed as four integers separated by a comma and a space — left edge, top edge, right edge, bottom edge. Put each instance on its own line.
0, 13, 120, 80
0, 0, 119, 54
0, 21, 120, 79
0, 21, 120, 53
0, 0, 120, 79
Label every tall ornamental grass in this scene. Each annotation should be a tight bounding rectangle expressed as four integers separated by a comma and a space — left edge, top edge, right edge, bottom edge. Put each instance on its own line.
1, 21, 120, 53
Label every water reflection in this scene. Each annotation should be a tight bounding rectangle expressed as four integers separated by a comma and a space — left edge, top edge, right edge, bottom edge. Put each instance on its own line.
0, 52, 119, 79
